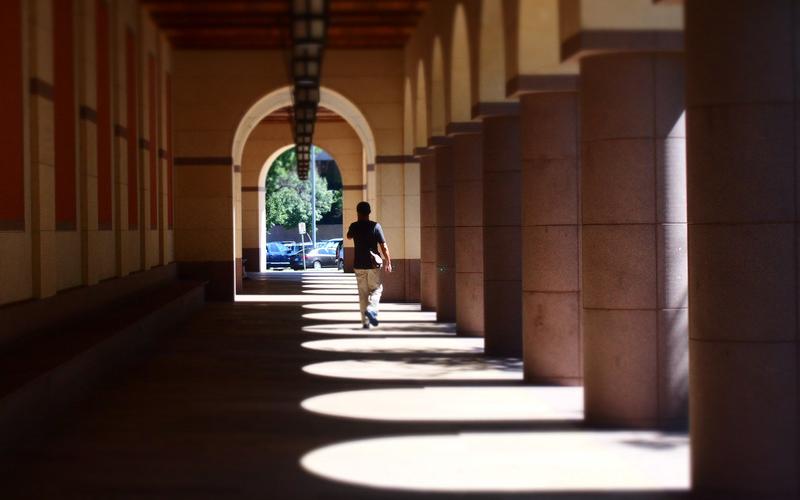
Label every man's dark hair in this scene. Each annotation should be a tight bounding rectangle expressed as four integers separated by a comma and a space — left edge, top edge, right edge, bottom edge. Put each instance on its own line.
356, 201, 371, 215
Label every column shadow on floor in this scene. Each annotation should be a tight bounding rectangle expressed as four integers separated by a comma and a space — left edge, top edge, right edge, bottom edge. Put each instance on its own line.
0, 272, 690, 499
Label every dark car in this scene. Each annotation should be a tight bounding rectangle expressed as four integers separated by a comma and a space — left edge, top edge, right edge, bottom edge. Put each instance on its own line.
266, 242, 292, 269
289, 241, 314, 255
304, 246, 339, 269
290, 241, 340, 270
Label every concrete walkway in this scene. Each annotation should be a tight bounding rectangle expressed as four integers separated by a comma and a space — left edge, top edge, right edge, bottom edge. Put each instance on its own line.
1, 272, 690, 499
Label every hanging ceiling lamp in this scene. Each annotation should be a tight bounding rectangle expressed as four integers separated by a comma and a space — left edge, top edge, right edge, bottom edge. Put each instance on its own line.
291, 0, 328, 180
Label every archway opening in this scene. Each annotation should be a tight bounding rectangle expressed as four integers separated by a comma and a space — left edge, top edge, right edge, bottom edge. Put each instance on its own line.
262, 145, 344, 273
232, 86, 377, 297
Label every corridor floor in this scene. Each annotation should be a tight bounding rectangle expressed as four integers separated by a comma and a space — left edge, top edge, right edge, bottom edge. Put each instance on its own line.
1, 272, 690, 499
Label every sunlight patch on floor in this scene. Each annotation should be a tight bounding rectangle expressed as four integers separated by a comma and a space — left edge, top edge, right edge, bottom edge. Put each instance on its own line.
301, 386, 582, 422
302, 357, 522, 381
302, 322, 456, 336
302, 289, 359, 295
301, 431, 689, 493
235, 294, 359, 303
302, 284, 359, 290
301, 276, 356, 281
274, 270, 345, 275
302, 310, 436, 322
301, 337, 482, 354
302, 303, 421, 312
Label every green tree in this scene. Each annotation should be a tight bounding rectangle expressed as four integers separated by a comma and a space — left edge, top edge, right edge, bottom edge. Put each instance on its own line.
265, 147, 339, 230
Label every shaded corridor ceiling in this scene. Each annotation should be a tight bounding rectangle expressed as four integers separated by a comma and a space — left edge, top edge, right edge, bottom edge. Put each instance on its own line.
142, 0, 429, 49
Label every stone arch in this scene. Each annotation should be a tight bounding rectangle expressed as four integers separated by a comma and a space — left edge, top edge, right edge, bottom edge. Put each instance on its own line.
232, 86, 376, 283
256, 144, 294, 271
414, 59, 428, 148
254, 143, 347, 272
449, 2, 472, 123
232, 86, 377, 168
430, 37, 446, 137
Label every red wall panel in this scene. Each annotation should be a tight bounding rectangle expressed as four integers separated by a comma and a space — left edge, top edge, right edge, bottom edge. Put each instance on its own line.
148, 53, 157, 230
126, 30, 138, 229
54, 0, 76, 230
166, 73, 173, 230
96, 0, 112, 230
0, 0, 24, 230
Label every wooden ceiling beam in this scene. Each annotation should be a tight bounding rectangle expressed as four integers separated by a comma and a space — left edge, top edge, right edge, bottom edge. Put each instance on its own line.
164, 26, 413, 36
171, 40, 409, 50
142, 0, 427, 14
144, 0, 428, 50
141, 1, 288, 14
150, 13, 421, 27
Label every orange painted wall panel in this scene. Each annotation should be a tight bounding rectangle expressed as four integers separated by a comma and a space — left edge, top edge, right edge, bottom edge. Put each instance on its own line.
0, 0, 24, 230
166, 73, 173, 229
148, 53, 157, 230
96, 0, 112, 230
126, 30, 138, 229
54, 0, 77, 230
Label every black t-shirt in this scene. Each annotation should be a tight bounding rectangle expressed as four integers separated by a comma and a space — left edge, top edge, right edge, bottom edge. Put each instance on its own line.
347, 220, 386, 269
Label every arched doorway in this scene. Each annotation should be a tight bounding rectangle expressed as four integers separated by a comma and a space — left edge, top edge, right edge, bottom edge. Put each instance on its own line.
231, 86, 377, 293
257, 145, 344, 272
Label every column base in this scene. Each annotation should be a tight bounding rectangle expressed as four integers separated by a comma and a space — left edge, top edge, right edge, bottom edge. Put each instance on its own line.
178, 261, 234, 301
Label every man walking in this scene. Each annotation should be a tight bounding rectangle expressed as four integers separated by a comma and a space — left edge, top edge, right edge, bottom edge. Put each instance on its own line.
347, 201, 392, 329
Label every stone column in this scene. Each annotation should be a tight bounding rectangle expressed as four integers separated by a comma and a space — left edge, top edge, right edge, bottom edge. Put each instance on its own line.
376, 161, 407, 302
482, 114, 522, 357
687, 1, 798, 496
418, 150, 437, 312
29, 0, 57, 299
580, 52, 687, 428
77, 0, 101, 286
434, 141, 455, 322
403, 159, 421, 303
241, 186, 261, 273
520, 91, 581, 385
233, 166, 243, 293
451, 128, 484, 336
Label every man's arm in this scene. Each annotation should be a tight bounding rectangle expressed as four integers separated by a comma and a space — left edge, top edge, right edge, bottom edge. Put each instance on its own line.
379, 242, 392, 273
346, 223, 354, 240
375, 223, 392, 273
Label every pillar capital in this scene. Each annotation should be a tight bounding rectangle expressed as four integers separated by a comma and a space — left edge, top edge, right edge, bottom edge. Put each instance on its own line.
374, 154, 417, 164
445, 121, 482, 137
506, 74, 579, 98
470, 101, 519, 121
412, 146, 433, 158
427, 135, 452, 148
563, 31, 683, 63
559, 0, 683, 62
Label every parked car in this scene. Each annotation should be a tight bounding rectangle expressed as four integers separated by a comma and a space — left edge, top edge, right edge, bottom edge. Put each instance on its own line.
317, 238, 345, 270
323, 238, 343, 249
289, 241, 314, 256
266, 241, 292, 269
290, 245, 339, 269
317, 238, 344, 270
